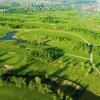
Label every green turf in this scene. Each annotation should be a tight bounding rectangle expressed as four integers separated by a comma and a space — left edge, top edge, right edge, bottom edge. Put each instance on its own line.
0, 86, 53, 100
0, 5, 100, 97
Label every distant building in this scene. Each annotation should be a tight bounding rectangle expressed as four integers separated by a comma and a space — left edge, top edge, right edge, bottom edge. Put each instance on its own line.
0, 9, 8, 12
11, 2, 20, 6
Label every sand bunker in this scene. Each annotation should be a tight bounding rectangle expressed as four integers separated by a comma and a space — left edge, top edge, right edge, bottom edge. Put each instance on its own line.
3, 65, 13, 69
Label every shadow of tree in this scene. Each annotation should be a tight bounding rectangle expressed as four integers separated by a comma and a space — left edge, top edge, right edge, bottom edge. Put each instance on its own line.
51, 66, 68, 76
2, 68, 99, 100
0, 56, 14, 68
0, 53, 6, 57
25, 70, 47, 76
43, 39, 51, 45
96, 62, 100, 68
45, 47, 64, 60
63, 57, 71, 63
0, 56, 14, 63
5, 61, 34, 74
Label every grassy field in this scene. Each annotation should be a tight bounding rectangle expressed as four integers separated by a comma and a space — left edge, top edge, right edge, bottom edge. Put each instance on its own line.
0, 27, 12, 37
0, 37, 100, 96
0, 5, 100, 99
0, 86, 53, 100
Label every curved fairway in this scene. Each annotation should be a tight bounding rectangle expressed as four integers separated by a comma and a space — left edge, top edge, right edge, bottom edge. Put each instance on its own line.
17, 29, 100, 75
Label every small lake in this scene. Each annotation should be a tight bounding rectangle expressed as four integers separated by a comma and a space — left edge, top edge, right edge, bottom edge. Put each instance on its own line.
0, 32, 27, 43
83, 13, 89, 17
0, 32, 49, 46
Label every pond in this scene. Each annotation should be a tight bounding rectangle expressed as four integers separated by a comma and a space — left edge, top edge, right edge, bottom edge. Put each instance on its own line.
0, 32, 49, 46
0, 32, 27, 43
83, 13, 89, 17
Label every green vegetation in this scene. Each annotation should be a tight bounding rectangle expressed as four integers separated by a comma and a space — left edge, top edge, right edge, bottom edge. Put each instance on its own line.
0, 2, 100, 100
0, 86, 53, 100
0, 28, 12, 37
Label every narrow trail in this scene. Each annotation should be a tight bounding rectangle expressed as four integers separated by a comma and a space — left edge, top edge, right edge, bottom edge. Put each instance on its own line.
48, 49, 100, 75
66, 32, 100, 46
27, 29, 100, 46
26, 46, 100, 75
66, 32, 88, 43
1, 31, 99, 74
25, 31, 100, 75
25, 47, 89, 60
65, 32, 100, 75
49, 31, 100, 74
47, 50, 89, 60
48, 30, 100, 74
90, 53, 100, 75
91, 61, 100, 75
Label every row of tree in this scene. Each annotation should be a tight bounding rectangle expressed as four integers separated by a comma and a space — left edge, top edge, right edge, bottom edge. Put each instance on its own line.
0, 76, 73, 100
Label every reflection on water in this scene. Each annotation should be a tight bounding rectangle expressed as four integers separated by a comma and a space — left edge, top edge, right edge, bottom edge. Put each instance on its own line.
0, 32, 16, 40
0, 32, 27, 43
0, 32, 49, 46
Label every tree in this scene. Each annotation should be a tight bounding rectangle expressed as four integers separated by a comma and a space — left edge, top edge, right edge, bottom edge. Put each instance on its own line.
59, 92, 64, 100
65, 95, 73, 100
29, 81, 34, 90
35, 77, 41, 85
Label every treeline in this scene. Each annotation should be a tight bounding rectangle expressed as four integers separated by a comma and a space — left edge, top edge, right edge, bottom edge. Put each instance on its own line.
0, 22, 38, 29
72, 42, 88, 51
0, 17, 24, 22
0, 76, 74, 100
72, 42, 100, 56
51, 27, 100, 40
0, 19, 100, 40
42, 15, 62, 23
26, 49, 53, 62
20, 46, 64, 62
93, 46, 100, 56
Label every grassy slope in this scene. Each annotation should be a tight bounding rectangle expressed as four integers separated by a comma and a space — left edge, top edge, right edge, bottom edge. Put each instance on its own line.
0, 28, 12, 37
0, 42, 100, 95
0, 86, 53, 100
0, 42, 28, 68
0, 9, 100, 96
